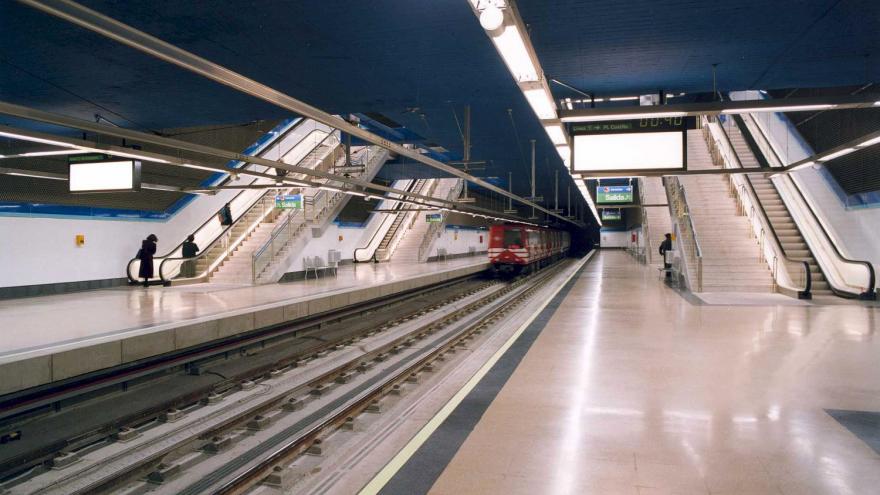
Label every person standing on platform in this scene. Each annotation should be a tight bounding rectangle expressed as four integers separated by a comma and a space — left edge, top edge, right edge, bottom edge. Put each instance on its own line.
219, 202, 233, 226
659, 233, 673, 279
138, 234, 158, 287
181, 234, 200, 278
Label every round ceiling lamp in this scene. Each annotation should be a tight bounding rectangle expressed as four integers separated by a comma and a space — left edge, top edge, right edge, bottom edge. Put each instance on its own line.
479, 5, 505, 32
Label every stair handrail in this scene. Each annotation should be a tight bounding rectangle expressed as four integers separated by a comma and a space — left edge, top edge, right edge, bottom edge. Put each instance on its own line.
739, 112, 875, 299
377, 179, 431, 261
127, 118, 321, 283
251, 207, 305, 282
665, 175, 703, 291
707, 116, 812, 298
150, 127, 342, 284
250, 145, 388, 281
637, 178, 652, 265
353, 180, 415, 262
418, 179, 464, 261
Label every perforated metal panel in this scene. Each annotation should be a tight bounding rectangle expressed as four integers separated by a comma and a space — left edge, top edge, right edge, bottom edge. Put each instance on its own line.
772, 87, 880, 195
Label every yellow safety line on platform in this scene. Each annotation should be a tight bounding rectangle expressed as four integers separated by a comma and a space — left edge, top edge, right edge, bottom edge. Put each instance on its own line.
359, 251, 595, 494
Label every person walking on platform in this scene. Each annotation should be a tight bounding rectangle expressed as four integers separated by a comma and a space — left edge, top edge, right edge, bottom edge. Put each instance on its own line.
181, 234, 200, 278
219, 202, 233, 226
138, 234, 158, 287
659, 233, 673, 280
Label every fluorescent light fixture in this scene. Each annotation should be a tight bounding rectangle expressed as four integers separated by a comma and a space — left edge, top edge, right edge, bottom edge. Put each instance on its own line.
556, 144, 570, 163
182, 162, 221, 172
543, 122, 568, 145
522, 85, 557, 120
0, 131, 86, 149
788, 161, 816, 172
858, 135, 880, 148
319, 185, 340, 192
817, 148, 855, 162
721, 104, 835, 114
20, 150, 85, 158
490, 23, 539, 83
561, 111, 687, 123
565, 98, 573, 110
69, 160, 138, 192
874, 101, 880, 106
345, 190, 367, 197
609, 96, 638, 102
5, 171, 66, 180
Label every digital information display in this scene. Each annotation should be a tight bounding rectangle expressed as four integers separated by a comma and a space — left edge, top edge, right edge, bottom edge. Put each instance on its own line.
275, 194, 302, 209
69, 154, 141, 193
601, 208, 622, 221
596, 185, 633, 204
570, 118, 688, 174
426, 213, 443, 223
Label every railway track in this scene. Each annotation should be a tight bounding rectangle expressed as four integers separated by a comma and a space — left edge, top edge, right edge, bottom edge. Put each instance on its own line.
1, 260, 570, 495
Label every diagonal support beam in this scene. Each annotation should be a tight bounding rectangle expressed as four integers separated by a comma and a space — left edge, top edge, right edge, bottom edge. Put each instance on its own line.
17, 0, 576, 226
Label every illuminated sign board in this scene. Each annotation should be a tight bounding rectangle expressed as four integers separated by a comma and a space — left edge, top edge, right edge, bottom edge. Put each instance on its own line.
275, 194, 302, 209
596, 185, 633, 204
68, 154, 141, 193
601, 208, 622, 221
426, 213, 443, 223
570, 118, 688, 174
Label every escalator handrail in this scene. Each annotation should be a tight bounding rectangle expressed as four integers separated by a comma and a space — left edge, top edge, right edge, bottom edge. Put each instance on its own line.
353, 180, 416, 262
741, 113, 875, 298
125, 118, 307, 282
156, 130, 343, 283
713, 118, 812, 297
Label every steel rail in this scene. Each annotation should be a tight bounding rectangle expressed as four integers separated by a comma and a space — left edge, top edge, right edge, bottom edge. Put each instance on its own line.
0, 274, 490, 483
210, 261, 568, 495
16, 0, 577, 226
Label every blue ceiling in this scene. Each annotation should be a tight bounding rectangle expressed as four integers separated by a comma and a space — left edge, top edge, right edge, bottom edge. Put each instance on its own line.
520, 0, 879, 97
1, 0, 877, 218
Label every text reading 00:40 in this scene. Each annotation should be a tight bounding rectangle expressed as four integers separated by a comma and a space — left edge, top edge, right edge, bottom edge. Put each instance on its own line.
639, 117, 683, 127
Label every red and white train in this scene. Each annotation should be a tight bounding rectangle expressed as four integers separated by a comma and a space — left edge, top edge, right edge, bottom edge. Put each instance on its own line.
488, 223, 570, 276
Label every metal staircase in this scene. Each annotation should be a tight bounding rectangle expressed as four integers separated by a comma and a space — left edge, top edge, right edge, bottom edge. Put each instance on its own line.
374, 179, 430, 261
722, 121, 831, 295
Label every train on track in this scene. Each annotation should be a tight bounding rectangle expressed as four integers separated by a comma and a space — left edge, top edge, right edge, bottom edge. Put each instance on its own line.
488, 223, 570, 276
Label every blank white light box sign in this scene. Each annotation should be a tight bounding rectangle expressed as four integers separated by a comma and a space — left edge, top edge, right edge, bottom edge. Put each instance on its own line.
573, 132, 684, 172
69, 160, 140, 193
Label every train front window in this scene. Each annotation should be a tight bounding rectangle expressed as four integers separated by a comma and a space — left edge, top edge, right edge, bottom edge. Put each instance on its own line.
503, 229, 523, 248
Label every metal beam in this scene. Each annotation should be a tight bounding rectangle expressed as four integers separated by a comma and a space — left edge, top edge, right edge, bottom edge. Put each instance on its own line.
0, 123, 536, 221
17, 0, 577, 226
559, 94, 879, 122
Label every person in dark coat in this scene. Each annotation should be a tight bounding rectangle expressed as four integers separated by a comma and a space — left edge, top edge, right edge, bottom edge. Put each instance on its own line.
659, 233, 673, 279
181, 234, 199, 278
219, 203, 233, 226
138, 234, 158, 287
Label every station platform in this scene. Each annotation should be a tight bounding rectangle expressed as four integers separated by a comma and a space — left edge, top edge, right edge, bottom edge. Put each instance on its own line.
0, 258, 489, 396
374, 250, 880, 495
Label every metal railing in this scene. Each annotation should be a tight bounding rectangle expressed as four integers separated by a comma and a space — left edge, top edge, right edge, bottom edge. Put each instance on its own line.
705, 116, 812, 298
125, 118, 313, 284
739, 112, 875, 299
375, 179, 431, 261
251, 145, 388, 282
353, 179, 416, 263
251, 208, 306, 282
418, 179, 464, 261
665, 176, 702, 291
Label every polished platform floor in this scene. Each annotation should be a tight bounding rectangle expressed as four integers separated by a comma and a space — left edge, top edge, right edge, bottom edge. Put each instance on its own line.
0, 258, 487, 365
395, 251, 880, 494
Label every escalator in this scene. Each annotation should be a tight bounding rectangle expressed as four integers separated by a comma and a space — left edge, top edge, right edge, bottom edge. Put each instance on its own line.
125, 119, 339, 285
727, 112, 875, 299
